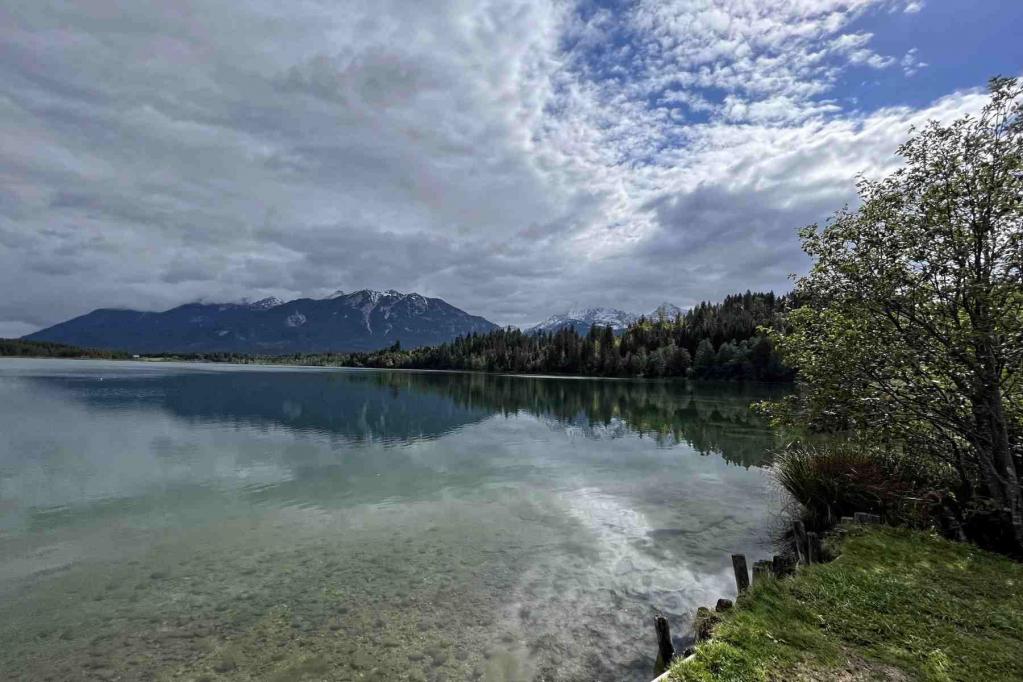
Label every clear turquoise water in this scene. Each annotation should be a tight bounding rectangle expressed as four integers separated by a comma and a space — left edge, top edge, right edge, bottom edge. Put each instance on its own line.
0, 359, 788, 681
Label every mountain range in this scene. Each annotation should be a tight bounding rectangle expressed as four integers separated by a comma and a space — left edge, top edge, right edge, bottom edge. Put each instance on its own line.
23, 290, 498, 354
23, 292, 686, 354
527, 302, 684, 336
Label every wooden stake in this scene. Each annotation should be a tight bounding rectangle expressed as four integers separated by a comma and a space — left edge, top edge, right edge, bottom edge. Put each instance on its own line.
731, 554, 750, 594
806, 532, 821, 564
752, 560, 772, 584
793, 520, 807, 563
653, 614, 675, 676
854, 512, 881, 524
772, 554, 792, 577
693, 607, 718, 642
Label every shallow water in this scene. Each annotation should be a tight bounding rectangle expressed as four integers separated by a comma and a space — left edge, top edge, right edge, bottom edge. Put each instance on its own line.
0, 359, 788, 681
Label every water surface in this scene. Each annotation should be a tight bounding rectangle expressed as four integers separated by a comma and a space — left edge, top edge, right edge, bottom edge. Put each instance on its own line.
0, 359, 788, 681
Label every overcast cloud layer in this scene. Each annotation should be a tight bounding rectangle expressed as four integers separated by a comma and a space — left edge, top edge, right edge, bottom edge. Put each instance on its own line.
1, 0, 1018, 334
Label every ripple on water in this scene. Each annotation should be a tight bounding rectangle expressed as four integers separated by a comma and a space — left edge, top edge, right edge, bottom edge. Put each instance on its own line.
1, 496, 606, 680
0, 363, 783, 680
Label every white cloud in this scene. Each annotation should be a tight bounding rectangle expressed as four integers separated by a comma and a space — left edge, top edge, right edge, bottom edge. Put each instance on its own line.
901, 48, 929, 77
0, 0, 994, 332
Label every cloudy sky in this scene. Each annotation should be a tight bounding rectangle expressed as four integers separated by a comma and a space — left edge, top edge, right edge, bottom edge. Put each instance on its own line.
1, 0, 1020, 334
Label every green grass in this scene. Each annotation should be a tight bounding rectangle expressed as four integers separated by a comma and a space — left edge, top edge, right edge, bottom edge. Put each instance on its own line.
669, 525, 1023, 681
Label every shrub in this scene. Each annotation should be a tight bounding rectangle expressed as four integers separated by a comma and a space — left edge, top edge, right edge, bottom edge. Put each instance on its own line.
775, 445, 945, 532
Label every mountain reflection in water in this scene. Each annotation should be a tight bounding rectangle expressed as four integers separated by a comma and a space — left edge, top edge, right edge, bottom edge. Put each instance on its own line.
23, 366, 783, 467
0, 360, 788, 681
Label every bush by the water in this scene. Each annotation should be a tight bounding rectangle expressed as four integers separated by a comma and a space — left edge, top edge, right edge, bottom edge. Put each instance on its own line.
775, 445, 955, 534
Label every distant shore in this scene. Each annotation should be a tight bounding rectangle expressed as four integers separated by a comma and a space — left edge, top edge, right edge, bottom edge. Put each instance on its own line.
1, 338, 795, 383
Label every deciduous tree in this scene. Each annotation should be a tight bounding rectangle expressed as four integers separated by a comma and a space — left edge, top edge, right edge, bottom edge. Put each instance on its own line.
773, 78, 1023, 550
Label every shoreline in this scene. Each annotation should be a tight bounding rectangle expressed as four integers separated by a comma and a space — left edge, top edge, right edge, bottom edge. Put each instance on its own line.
666, 523, 1023, 681
0, 351, 794, 385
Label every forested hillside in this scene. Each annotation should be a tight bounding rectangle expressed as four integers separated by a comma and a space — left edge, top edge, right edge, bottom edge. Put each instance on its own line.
6, 292, 795, 382
0, 338, 129, 359
279, 291, 794, 381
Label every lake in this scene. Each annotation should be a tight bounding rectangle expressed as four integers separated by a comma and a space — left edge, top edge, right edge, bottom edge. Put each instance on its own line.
0, 359, 788, 681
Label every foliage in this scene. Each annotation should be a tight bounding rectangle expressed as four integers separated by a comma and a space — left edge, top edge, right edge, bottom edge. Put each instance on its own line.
0, 338, 129, 359
376, 372, 787, 467
775, 444, 952, 532
670, 524, 1023, 681
767, 78, 1023, 551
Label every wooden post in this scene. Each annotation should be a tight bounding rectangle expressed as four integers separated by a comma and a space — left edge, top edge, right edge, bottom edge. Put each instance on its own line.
771, 554, 791, 577
793, 520, 807, 563
751, 560, 772, 584
806, 532, 821, 564
731, 554, 750, 594
653, 614, 675, 676
693, 607, 718, 642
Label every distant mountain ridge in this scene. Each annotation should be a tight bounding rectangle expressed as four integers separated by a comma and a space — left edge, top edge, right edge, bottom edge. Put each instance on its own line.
24, 290, 499, 354
527, 302, 684, 336
528, 307, 637, 336
650, 302, 684, 320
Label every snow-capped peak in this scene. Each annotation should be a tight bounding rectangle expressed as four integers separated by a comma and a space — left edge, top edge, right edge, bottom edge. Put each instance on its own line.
650, 302, 684, 320
325, 288, 421, 302
529, 307, 638, 334
349, 289, 383, 305
249, 296, 284, 310
326, 288, 430, 304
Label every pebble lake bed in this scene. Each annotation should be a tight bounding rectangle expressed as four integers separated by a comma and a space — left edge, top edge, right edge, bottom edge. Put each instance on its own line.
0, 360, 787, 680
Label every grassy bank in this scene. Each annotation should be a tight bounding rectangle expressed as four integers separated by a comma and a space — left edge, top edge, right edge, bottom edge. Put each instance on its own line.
670, 524, 1023, 681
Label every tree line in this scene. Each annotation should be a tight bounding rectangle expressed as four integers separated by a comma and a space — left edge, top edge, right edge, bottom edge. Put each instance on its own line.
368, 371, 786, 467
3, 292, 795, 382
0, 338, 129, 359
267, 291, 795, 381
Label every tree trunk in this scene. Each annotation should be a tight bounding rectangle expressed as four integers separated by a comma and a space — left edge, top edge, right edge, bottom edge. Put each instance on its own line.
970, 376, 1023, 552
